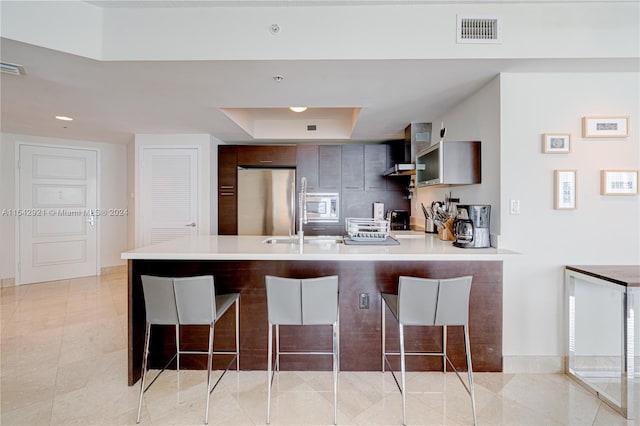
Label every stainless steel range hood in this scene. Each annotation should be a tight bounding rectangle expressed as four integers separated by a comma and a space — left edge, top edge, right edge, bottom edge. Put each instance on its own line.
384, 122, 432, 176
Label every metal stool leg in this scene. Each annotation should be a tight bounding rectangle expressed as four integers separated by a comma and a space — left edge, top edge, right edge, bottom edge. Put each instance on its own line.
399, 323, 407, 426
442, 325, 447, 373
235, 298, 240, 371
136, 322, 151, 424
267, 323, 273, 424
333, 321, 338, 425
382, 298, 386, 373
464, 324, 477, 426
205, 323, 214, 425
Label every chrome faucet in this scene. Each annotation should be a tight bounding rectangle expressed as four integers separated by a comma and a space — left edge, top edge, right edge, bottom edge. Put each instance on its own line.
298, 177, 308, 244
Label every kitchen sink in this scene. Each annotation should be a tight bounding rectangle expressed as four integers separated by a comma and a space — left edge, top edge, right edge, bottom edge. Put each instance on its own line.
263, 236, 343, 245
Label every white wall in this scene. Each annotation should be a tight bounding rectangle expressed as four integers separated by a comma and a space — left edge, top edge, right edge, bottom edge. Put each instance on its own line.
0, 133, 128, 280
499, 72, 639, 372
412, 75, 502, 236
413, 72, 639, 372
2, 2, 638, 61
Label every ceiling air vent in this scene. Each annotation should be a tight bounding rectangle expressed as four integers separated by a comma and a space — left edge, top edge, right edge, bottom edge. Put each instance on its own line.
0, 62, 25, 76
307, 124, 317, 131
456, 16, 501, 44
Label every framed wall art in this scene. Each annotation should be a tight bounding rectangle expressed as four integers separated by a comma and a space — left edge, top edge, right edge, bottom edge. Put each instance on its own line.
554, 169, 577, 210
582, 116, 629, 138
600, 170, 638, 195
542, 133, 571, 153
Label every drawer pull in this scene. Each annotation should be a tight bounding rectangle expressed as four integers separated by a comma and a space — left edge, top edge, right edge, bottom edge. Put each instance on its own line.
220, 192, 235, 196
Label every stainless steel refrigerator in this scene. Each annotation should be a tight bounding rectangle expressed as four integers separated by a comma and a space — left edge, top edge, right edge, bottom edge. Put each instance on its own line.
237, 168, 296, 236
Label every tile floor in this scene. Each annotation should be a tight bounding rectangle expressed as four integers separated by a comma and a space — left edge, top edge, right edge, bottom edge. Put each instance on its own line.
1, 272, 637, 425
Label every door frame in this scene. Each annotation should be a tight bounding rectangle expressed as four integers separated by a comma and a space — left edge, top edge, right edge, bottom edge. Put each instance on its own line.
14, 142, 101, 285
135, 144, 208, 247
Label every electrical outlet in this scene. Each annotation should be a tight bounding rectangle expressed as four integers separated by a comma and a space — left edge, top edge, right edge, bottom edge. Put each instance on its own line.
510, 199, 521, 215
359, 293, 369, 309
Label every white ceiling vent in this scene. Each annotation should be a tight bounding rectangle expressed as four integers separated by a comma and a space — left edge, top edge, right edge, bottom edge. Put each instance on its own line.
457, 16, 501, 44
0, 62, 26, 76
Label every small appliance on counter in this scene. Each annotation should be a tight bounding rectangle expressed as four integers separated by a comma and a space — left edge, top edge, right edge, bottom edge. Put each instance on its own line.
386, 210, 410, 230
453, 205, 491, 248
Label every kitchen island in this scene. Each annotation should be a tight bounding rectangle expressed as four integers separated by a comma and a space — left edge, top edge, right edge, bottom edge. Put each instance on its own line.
123, 233, 515, 386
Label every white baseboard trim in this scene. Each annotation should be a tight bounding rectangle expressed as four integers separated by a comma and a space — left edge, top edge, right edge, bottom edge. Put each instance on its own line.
100, 265, 127, 276
1, 277, 16, 288
503, 356, 564, 374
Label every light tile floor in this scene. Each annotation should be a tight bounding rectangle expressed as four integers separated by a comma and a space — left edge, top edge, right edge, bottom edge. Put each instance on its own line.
1, 272, 637, 425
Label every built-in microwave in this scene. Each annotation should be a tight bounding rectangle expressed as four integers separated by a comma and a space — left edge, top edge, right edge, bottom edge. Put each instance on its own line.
305, 193, 339, 222
416, 141, 481, 186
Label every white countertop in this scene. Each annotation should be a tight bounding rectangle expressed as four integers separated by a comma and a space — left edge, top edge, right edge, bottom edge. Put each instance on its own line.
121, 232, 518, 261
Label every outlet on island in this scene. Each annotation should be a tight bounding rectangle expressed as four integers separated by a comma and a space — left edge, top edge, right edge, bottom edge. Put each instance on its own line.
359, 293, 370, 309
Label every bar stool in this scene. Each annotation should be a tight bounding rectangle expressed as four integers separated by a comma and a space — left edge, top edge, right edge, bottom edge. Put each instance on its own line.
381, 276, 476, 426
136, 275, 240, 425
265, 275, 339, 425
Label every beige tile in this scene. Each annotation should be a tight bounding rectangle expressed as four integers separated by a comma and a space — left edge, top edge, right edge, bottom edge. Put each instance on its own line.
1, 271, 634, 426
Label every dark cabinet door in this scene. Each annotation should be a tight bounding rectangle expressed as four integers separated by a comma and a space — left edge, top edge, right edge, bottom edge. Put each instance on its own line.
364, 144, 388, 191
218, 145, 237, 235
296, 144, 319, 191
318, 145, 341, 191
237, 145, 297, 167
341, 145, 364, 191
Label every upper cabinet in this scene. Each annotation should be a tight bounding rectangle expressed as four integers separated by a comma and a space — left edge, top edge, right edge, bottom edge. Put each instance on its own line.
341, 145, 364, 191
298, 145, 342, 192
218, 145, 238, 235
318, 145, 341, 191
364, 144, 388, 191
237, 145, 297, 167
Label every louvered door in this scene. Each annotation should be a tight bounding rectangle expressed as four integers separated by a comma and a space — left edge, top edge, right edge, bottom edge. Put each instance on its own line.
140, 148, 198, 246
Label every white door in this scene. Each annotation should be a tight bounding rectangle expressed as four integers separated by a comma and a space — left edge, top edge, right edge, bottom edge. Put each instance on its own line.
140, 148, 199, 245
18, 145, 98, 284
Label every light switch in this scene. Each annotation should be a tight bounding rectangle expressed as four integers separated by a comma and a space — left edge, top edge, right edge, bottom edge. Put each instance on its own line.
510, 199, 520, 215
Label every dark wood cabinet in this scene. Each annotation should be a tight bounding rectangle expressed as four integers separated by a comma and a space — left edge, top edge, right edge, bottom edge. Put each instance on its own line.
303, 224, 343, 236
341, 145, 364, 191
218, 145, 237, 235
364, 144, 388, 191
296, 145, 319, 191
318, 145, 341, 191
237, 145, 296, 167
297, 145, 342, 192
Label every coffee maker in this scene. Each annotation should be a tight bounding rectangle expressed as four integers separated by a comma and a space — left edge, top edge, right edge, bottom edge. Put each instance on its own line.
453, 205, 491, 248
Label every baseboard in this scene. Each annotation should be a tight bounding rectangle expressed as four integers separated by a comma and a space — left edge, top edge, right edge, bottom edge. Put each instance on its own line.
100, 265, 127, 276
1, 277, 16, 288
503, 356, 564, 374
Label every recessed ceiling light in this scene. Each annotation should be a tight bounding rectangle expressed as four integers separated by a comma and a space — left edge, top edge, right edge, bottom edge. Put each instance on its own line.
55, 116, 73, 121
289, 107, 307, 113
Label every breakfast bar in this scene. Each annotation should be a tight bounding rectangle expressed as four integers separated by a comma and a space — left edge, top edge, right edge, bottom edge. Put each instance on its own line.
123, 234, 515, 386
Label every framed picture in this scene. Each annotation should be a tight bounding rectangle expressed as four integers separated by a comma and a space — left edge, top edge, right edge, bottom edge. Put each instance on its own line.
601, 170, 639, 195
542, 133, 571, 153
554, 169, 577, 210
582, 116, 629, 138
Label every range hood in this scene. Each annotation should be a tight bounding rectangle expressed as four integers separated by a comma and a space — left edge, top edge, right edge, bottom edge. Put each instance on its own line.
384, 122, 432, 176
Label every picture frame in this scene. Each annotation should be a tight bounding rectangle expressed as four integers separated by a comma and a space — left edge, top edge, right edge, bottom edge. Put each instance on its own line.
600, 170, 639, 195
554, 169, 577, 210
542, 133, 571, 153
582, 116, 629, 138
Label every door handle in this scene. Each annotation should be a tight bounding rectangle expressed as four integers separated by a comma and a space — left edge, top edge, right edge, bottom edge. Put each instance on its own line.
87, 215, 95, 226
185, 222, 196, 227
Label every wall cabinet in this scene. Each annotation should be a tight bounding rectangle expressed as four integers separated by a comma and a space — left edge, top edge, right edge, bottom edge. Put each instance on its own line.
218, 145, 238, 235
237, 145, 297, 167
341, 145, 364, 191
297, 145, 342, 192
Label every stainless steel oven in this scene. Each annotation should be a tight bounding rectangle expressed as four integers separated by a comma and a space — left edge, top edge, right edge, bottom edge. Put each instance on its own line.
305, 193, 339, 222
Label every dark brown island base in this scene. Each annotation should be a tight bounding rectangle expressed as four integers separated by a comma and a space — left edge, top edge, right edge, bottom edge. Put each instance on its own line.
127, 257, 503, 386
